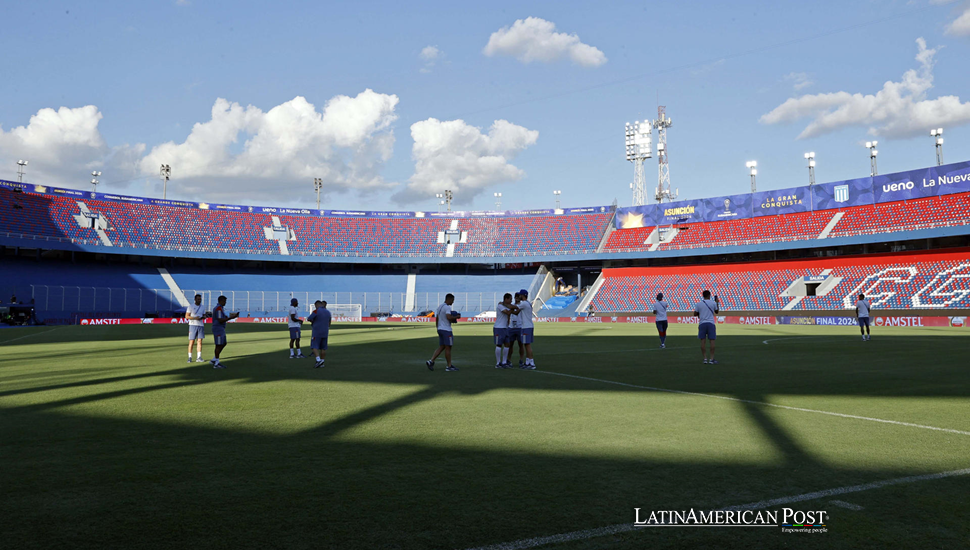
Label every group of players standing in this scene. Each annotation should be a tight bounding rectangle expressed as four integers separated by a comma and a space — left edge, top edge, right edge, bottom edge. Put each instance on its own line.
426, 289, 536, 372
186, 295, 332, 369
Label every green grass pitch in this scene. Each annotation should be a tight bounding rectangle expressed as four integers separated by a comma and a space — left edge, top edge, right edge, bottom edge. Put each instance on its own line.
2, 322, 969, 549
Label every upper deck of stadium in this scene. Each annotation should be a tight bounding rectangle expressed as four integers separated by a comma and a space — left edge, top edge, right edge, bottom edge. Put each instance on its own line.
2, 160, 969, 264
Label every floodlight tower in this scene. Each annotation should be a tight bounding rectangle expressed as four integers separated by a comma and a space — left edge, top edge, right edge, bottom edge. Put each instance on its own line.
494, 192, 502, 209
159, 164, 171, 199
865, 141, 878, 176
653, 106, 676, 203
314, 177, 323, 209
16, 160, 28, 182
553, 190, 562, 209
804, 152, 816, 186
930, 128, 943, 166
745, 161, 757, 192
804, 152, 816, 211
91, 171, 102, 193
625, 120, 652, 206
436, 190, 453, 212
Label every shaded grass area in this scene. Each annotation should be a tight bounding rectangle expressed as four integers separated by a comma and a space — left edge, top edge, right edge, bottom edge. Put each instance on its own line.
1, 322, 969, 549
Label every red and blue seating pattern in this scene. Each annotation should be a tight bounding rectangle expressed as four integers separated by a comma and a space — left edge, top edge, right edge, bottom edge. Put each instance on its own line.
604, 192, 970, 252
0, 188, 611, 257
592, 251, 970, 312
829, 193, 970, 237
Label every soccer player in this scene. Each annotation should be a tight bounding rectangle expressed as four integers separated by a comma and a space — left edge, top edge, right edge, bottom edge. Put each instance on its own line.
508, 295, 525, 367
427, 293, 459, 371
856, 293, 872, 341
306, 300, 332, 368
287, 298, 306, 359
209, 295, 239, 369
693, 290, 720, 364
652, 292, 669, 349
494, 293, 517, 368
516, 289, 536, 369
185, 294, 206, 363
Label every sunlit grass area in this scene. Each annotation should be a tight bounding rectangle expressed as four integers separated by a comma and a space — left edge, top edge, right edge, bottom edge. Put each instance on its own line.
2, 322, 969, 549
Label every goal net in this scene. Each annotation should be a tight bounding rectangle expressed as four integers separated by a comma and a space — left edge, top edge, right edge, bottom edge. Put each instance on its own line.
328, 304, 362, 322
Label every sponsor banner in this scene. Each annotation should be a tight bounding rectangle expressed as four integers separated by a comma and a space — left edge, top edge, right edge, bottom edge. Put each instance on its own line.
77, 315, 966, 326
873, 316, 951, 327
614, 161, 970, 229
751, 186, 811, 217
778, 316, 857, 327
703, 193, 753, 222
150, 198, 197, 208
812, 177, 874, 211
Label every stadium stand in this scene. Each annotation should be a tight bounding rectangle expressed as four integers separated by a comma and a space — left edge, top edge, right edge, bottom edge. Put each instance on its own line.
604, 191, 970, 253
591, 250, 970, 312
828, 193, 970, 238
0, 186, 612, 258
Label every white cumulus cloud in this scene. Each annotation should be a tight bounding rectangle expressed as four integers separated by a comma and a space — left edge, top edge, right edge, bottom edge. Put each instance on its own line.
483, 17, 606, 67
0, 105, 144, 185
760, 38, 970, 139
420, 45, 441, 73
393, 118, 538, 205
946, 7, 970, 36
784, 72, 813, 91
139, 90, 399, 203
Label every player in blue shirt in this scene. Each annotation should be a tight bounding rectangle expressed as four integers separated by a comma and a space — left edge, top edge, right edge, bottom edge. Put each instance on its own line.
209, 295, 239, 369
306, 300, 332, 368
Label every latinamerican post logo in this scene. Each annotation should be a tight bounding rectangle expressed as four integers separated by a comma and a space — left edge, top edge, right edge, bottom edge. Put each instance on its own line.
634, 508, 828, 533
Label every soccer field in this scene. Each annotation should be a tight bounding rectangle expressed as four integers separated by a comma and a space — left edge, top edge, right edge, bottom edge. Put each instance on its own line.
2, 322, 969, 549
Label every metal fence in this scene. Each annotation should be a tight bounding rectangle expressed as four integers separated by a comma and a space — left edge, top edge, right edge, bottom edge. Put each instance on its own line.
30, 285, 512, 315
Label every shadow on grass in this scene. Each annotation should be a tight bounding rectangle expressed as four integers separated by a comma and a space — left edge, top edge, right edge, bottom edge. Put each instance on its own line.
2, 324, 969, 548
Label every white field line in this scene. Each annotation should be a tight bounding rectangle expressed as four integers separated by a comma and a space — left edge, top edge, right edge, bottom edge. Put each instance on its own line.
0, 328, 59, 346
533, 370, 970, 437
463, 466, 970, 550
828, 500, 864, 511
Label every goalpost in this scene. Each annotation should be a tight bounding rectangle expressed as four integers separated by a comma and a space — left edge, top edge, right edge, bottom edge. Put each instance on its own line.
327, 304, 362, 322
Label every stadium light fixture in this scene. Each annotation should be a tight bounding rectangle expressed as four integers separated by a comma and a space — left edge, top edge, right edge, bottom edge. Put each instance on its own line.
745, 161, 757, 192
314, 178, 323, 210
553, 189, 562, 209
494, 192, 502, 210
91, 171, 102, 193
930, 128, 944, 166
159, 164, 171, 200
804, 152, 816, 186
435, 190, 453, 212
866, 141, 878, 176
16, 159, 28, 183
626, 119, 652, 205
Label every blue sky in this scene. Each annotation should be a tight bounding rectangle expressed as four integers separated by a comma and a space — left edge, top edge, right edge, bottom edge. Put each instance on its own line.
2, 0, 969, 211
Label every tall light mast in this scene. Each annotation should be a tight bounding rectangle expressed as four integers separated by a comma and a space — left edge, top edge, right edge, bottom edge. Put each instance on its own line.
625, 120, 652, 206
653, 106, 676, 203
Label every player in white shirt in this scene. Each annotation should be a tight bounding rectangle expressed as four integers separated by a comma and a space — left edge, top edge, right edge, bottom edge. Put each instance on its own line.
516, 289, 536, 369
287, 298, 306, 358
652, 292, 669, 349
185, 294, 207, 363
427, 294, 460, 371
855, 293, 872, 341
692, 290, 720, 364
494, 293, 518, 368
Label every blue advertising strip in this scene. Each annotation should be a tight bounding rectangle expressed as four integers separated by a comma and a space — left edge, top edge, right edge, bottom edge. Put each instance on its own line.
751, 186, 811, 217
615, 160, 970, 229
0, 178, 610, 220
